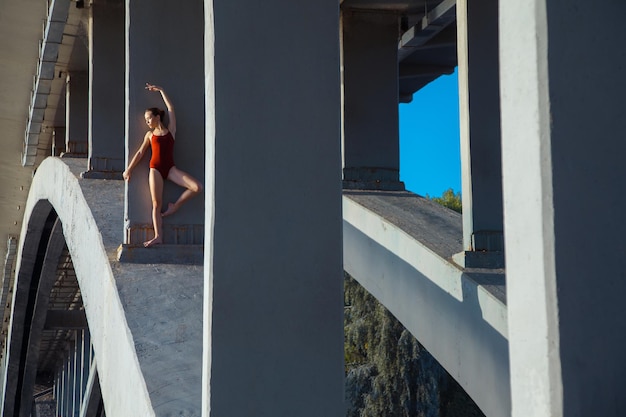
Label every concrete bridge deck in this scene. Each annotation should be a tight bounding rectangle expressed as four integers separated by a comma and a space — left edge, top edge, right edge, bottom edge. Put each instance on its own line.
31, 157, 203, 416
343, 189, 509, 416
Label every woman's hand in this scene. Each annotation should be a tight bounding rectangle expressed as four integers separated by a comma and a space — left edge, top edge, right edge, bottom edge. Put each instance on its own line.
145, 83, 163, 92
122, 169, 131, 181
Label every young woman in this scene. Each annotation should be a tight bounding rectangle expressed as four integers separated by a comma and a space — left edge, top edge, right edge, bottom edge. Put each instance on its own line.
123, 83, 203, 247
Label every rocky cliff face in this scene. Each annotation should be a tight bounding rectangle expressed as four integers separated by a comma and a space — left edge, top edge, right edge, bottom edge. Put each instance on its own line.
344, 273, 484, 417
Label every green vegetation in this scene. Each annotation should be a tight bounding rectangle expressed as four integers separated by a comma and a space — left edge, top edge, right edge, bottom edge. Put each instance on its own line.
344, 273, 483, 417
428, 188, 462, 214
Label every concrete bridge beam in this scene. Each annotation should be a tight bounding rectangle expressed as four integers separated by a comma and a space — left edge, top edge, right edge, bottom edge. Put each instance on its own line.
203, 1, 344, 415
454, 0, 504, 269
342, 11, 404, 191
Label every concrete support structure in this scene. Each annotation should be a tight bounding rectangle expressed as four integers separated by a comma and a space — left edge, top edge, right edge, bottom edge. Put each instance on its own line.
203, 1, 344, 416
454, 0, 503, 269
65, 72, 89, 157
84, 0, 125, 179
342, 11, 404, 191
124, 0, 205, 246
5, 0, 626, 415
501, 1, 626, 416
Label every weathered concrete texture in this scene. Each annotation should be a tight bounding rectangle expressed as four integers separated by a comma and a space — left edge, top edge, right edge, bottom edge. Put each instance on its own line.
343, 190, 508, 416
112, 263, 202, 415
28, 158, 202, 416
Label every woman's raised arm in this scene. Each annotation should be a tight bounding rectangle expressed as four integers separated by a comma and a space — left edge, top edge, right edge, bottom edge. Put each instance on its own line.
145, 83, 176, 136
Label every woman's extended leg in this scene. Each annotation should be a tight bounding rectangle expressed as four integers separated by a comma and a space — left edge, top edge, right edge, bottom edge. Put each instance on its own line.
162, 166, 203, 217
145, 168, 164, 247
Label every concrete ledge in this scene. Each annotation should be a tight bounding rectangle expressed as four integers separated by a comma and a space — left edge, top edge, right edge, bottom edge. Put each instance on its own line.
117, 244, 203, 265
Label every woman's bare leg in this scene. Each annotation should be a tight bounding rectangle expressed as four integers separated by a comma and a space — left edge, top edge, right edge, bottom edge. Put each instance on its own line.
162, 166, 203, 217
145, 168, 164, 247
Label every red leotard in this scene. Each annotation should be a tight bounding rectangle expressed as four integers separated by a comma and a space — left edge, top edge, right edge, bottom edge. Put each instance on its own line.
149, 131, 175, 179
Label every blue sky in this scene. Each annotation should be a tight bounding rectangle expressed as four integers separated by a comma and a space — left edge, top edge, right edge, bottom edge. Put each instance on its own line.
399, 69, 460, 197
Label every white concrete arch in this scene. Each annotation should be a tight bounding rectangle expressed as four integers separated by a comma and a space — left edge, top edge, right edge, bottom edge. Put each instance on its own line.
11, 157, 155, 417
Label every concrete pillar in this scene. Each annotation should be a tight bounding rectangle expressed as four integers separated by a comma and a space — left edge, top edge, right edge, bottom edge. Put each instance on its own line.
501, 1, 626, 416
453, 0, 503, 269
342, 11, 404, 191
204, 1, 344, 416
84, 0, 125, 179
65, 72, 89, 157
52, 128, 66, 156
124, 0, 205, 246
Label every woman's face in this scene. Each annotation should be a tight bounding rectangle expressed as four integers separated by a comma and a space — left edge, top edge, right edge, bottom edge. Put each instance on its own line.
145, 111, 159, 129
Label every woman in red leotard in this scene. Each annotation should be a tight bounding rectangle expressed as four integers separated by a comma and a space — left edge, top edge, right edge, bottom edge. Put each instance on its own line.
123, 83, 203, 247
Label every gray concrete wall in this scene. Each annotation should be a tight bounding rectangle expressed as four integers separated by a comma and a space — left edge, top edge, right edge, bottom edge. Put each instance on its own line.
125, 0, 205, 244
501, 1, 626, 416
203, 1, 344, 416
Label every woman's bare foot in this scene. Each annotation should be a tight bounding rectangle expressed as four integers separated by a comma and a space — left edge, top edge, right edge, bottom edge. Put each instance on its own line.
161, 202, 178, 217
143, 236, 163, 247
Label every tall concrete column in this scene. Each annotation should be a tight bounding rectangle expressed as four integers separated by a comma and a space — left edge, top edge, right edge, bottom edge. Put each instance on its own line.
501, 1, 626, 416
64, 72, 89, 157
454, 0, 503, 269
204, 1, 344, 416
84, 0, 125, 179
124, 0, 204, 247
342, 11, 404, 191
